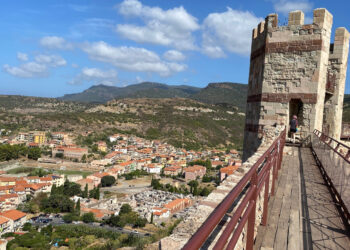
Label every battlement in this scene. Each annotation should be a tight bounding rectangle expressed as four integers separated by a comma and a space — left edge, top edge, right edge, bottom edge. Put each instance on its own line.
244, 7, 349, 160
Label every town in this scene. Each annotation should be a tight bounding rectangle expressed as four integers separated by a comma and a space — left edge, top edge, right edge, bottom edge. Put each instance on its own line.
0, 128, 242, 247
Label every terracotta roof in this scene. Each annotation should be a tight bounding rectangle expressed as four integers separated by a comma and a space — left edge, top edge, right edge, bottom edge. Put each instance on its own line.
0, 217, 9, 225
0, 210, 26, 221
164, 198, 191, 210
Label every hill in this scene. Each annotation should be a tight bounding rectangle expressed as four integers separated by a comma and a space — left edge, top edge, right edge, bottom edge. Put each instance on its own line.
60, 82, 249, 110
191, 82, 248, 110
60, 82, 201, 103
0, 96, 245, 150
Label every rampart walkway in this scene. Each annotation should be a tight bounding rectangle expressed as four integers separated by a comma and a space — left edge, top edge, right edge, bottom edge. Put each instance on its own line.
254, 147, 350, 250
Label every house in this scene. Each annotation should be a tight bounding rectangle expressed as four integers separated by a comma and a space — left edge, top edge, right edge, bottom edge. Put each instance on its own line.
152, 207, 170, 219
0, 240, 7, 250
220, 165, 240, 181
163, 166, 182, 176
96, 141, 107, 152
164, 198, 192, 214
145, 164, 162, 174
211, 160, 225, 169
183, 165, 206, 181
87, 172, 110, 187
0, 217, 11, 235
76, 178, 95, 190
48, 174, 64, 187
0, 210, 27, 231
0, 177, 16, 186
52, 146, 88, 160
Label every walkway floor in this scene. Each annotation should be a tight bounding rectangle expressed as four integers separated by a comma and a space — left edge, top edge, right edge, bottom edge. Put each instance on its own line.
254, 147, 350, 250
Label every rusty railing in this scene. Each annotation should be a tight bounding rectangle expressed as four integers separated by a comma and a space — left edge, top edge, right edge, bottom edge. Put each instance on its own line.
183, 129, 286, 250
312, 129, 350, 222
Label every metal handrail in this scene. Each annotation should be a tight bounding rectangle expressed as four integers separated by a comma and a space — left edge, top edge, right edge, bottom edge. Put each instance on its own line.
313, 129, 350, 163
182, 129, 286, 250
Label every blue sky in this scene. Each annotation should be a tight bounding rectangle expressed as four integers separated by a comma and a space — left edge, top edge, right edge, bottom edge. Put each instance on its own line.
0, 0, 349, 97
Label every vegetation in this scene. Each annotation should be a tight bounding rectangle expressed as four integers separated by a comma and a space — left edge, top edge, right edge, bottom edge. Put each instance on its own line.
106, 204, 147, 228
101, 175, 116, 187
0, 144, 41, 162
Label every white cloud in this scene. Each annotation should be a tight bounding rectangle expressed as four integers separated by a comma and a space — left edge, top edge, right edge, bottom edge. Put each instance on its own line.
17, 52, 28, 61
34, 54, 66, 67
40, 36, 73, 50
202, 8, 262, 57
273, 1, 313, 15
3, 53, 66, 78
3, 62, 47, 78
69, 67, 118, 86
163, 50, 186, 61
81, 41, 186, 77
116, 0, 199, 50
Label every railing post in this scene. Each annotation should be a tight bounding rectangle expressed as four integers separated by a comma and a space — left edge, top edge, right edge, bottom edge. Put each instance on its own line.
246, 170, 258, 250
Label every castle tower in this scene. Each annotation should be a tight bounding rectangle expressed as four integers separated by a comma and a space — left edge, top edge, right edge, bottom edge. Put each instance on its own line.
243, 8, 349, 160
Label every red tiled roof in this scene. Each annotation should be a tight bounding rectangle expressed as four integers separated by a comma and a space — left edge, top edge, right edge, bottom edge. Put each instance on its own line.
0, 210, 26, 221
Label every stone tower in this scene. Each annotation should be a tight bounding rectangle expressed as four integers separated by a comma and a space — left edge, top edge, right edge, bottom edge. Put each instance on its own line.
243, 8, 350, 160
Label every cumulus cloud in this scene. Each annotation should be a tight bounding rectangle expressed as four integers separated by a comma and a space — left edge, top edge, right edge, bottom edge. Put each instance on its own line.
40, 36, 73, 50
3, 53, 66, 78
17, 52, 28, 61
34, 54, 66, 67
274, 0, 313, 15
163, 50, 186, 61
202, 8, 262, 57
116, 0, 199, 50
81, 41, 186, 77
69, 67, 118, 85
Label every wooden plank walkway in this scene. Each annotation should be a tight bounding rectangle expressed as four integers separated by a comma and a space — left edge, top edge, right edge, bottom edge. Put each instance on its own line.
254, 147, 350, 250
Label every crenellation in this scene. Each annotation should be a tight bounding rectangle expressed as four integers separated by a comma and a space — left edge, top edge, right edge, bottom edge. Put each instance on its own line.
243, 7, 349, 160
288, 10, 304, 26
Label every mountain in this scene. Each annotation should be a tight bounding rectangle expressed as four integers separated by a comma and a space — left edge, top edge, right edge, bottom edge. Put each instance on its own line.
60, 81, 249, 111
60, 82, 201, 103
191, 82, 248, 110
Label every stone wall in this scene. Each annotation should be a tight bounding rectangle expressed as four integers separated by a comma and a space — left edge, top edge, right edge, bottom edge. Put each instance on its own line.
323, 28, 350, 140
155, 125, 284, 250
242, 8, 349, 161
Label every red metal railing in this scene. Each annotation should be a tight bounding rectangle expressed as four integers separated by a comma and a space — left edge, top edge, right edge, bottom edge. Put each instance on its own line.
312, 130, 350, 222
183, 129, 286, 250
314, 129, 350, 163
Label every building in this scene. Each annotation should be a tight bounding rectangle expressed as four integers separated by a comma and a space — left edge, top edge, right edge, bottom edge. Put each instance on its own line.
96, 141, 107, 152
52, 146, 88, 160
183, 165, 206, 181
30, 131, 46, 145
87, 172, 110, 187
243, 9, 349, 160
0, 210, 27, 232
164, 198, 192, 214
220, 165, 239, 181
163, 166, 182, 176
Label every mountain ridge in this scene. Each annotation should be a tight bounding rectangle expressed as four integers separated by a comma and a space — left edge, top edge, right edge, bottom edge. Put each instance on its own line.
60, 81, 248, 110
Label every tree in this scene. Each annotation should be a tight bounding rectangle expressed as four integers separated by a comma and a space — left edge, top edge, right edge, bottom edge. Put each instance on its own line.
63, 213, 78, 223
82, 184, 88, 198
55, 152, 64, 158
81, 212, 95, 223
101, 175, 116, 187
119, 204, 132, 215
150, 213, 154, 224
27, 147, 41, 160
188, 180, 199, 194
134, 217, 147, 228
200, 187, 211, 196
40, 194, 75, 213
81, 154, 87, 163
75, 200, 81, 216
89, 187, 100, 200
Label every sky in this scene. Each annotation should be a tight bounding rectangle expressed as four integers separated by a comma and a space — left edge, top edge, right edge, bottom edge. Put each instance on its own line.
0, 0, 349, 97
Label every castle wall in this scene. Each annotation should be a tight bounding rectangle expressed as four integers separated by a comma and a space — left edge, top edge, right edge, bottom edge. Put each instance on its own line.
243, 9, 339, 160
324, 28, 350, 140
